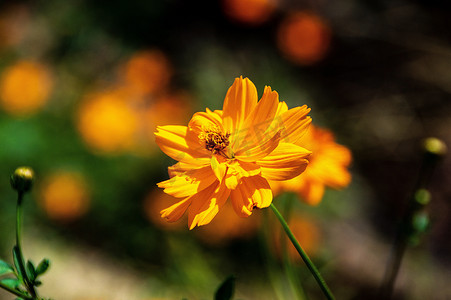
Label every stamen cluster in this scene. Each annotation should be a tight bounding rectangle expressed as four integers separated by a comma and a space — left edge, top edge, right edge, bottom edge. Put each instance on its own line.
200, 129, 230, 154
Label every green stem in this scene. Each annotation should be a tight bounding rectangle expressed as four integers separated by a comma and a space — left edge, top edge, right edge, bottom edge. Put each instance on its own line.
0, 281, 33, 300
16, 192, 38, 299
280, 196, 306, 300
270, 203, 335, 300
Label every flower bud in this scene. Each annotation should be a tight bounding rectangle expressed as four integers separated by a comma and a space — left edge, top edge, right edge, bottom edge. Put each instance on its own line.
423, 137, 447, 158
10, 167, 35, 193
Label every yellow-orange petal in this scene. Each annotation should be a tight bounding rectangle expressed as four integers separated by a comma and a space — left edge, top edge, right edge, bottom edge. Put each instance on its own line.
188, 182, 231, 229
168, 161, 210, 177
276, 101, 288, 115
188, 109, 224, 137
155, 125, 209, 163
235, 131, 281, 162
258, 142, 311, 181
160, 197, 192, 222
222, 77, 258, 136
307, 157, 352, 189
278, 105, 312, 144
224, 160, 261, 189
211, 155, 228, 182
224, 172, 239, 190
297, 179, 325, 206
235, 86, 280, 150
157, 166, 218, 198
230, 175, 272, 217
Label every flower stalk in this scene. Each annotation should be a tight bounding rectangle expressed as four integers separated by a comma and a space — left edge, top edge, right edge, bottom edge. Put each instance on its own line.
16, 191, 38, 299
0, 167, 51, 300
380, 138, 447, 298
270, 203, 335, 300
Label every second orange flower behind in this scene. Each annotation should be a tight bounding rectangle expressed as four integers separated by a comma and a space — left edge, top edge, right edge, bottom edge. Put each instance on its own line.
155, 76, 312, 229
270, 125, 352, 205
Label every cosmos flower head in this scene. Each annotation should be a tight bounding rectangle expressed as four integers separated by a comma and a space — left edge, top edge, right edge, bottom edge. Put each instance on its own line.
155, 76, 312, 229
270, 124, 352, 205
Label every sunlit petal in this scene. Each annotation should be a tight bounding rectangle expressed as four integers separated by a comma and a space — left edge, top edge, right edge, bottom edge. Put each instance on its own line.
155, 125, 209, 163
160, 197, 192, 222
230, 176, 272, 217
235, 131, 281, 162
188, 182, 231, 229
259, 143, 311, 181
222, 77, 258, 136
277, 105, 312, 144
157, 165, 218, 198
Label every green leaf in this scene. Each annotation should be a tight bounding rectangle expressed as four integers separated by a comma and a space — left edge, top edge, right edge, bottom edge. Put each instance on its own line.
214, 276, 235, 300
0, 278, 21, 289
36, 258, 50, 276
12, 246, 24, 281
0, 260, 14, 276
26, 261, 36, 282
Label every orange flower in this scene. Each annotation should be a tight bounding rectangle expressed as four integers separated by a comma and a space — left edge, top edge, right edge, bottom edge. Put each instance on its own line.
271, 124, 352, 205
39, 172, 90, 222
277, 12, 331, 65
222, 0, 278, 26
122, 49, 172, 96
77, 89, 139, 154
155, 76, 312, 229
0, 60, 53, 116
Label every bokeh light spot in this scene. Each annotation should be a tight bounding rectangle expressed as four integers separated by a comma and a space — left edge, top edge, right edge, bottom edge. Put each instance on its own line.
222, 0, 277, 26
123, 50, 172, 96
277, 12, 331, 65
0, 60, 53, 116
77, 89, 139, 154
39, 172, 90, 222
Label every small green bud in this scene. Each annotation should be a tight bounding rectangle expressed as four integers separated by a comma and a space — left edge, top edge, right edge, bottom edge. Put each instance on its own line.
423, 137, 447, 157
10, 167, 35, 193
414, 189, 430, 206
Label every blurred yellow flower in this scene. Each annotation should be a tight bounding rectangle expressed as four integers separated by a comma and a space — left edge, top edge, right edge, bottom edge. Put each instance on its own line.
271, 124, 352, 205
122, 49, 172, 96
277, 11, 331, 65
0, 60, 53, 116
155, 76, 312, 229
222, 0, 278, 26
77, 89, 139, 154
39, 172, 90, 222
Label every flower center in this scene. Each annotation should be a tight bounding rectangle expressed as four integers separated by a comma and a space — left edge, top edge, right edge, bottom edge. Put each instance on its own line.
199, 129, 230, 156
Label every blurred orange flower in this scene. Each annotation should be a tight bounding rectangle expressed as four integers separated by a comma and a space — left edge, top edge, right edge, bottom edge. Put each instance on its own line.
0, 60, 53, 116
39, 172, 90, 222
272, 214, 321, 261
271, 124, 352, 205
277, 12, 331, 65
155, 76, 312, 229
222, 0, 277, 26
77, 89, 139, 154
196, 202, 261, 245
122, 50, 172, 96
